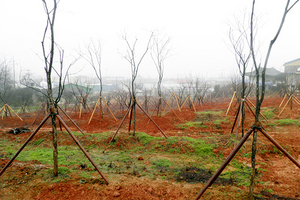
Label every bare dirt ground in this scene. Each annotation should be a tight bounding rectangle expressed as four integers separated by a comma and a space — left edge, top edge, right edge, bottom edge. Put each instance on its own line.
1, 96, 300, 199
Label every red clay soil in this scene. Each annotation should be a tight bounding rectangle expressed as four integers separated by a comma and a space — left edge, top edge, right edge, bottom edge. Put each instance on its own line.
1, 96, 300, 199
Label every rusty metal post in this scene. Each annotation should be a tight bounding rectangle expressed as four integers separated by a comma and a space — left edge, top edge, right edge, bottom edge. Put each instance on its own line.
136, 101, 168, 139
56, 115, 109, 184
32, 106, 44, 126
58, 106, 85, 135
0, 114, 50, 176
109, 103, 132, 143
162, 98, 181, 121
259, 128, 300, 169
194, 127, 254, 199
230, 103, 241, 134
234, 100, 244, 146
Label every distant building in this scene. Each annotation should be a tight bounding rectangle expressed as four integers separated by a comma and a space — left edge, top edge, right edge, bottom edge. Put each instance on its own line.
284, 58, 300, 86
245, 67, 285, 86
91, 84, 119, 94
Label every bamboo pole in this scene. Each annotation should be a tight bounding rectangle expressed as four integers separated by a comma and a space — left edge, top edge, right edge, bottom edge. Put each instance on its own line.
226, 91, 236, 115
1, 105, 6, 119
278, 95, 293, 116
278, 94, 287, 108
162, 98, 181, 121
6, 104, 23, 121
88, 97, 100, 124
190, 96, 197, 112
6, 105, 13, 117
234, 100, 244, 147
79, 98, 83, 118
162, 93, 174, 114
173, 93, 182, 111
180, 96, 189, 109
101, 97, 117, 121
0, 105, 5, 115
292, 95, 300, 106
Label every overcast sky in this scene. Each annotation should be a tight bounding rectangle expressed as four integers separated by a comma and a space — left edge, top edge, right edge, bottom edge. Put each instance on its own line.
1, 0, 300, 81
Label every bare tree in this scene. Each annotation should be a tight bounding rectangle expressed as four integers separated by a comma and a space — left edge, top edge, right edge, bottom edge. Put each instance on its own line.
70, 77, 92, 113
187, 77, 209, 106
111, 88, 130, 112
228, 20, 252, 136
82, 39, 105, 117
121, 31, 153, 135
0, 60, 14, 110
249, 0, 299, 198
151, 33, 171, 116
41, 0, 77, 176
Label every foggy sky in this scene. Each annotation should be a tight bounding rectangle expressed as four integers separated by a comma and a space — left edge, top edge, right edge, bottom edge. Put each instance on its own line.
0, 0, 299, 81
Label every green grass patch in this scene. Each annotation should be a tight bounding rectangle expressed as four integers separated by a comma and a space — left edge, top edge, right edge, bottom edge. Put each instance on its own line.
221, 159, 251, 187
136, 132, 164, 145
266, 123, 276, 128
33, 139, 44, 146
274, 119, 299, 126
194, 110, 224, 122
13, 146, 87, 166
176, 121, 207, 129
151, 158, 172, 168
261, 108, 276, 119
182, 137, 215, 157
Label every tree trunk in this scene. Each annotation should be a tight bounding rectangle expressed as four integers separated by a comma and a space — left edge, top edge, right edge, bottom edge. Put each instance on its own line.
47, 70, 58, 176
249, 129, 258, 199
133, 99, 136, 136
51, 109, 58, 176
157, 97, 162, 116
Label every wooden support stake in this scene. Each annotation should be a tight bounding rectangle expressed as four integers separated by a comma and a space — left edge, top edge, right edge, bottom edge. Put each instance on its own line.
109, 104, 132, 143
173, 93, 182, 111
101, 97, 117, 121
79, 98, 83, 118
88, 97, 101, 124
57, 115, 109, 185
230, 103, 241, 134
162, 93, 174, 114
190, 96, 196, 112
180, 96, 189, 109
292, 95, 300, 106
195, 128, 254, 199
162, 98, 181, 121
136, 101, 168, 139
234, 100, 244, 147
245, 98, 268, 121
278, 94, 287, 108
278, 95, 293, 116
6, 104, 23, 121
226, 92, 236, 115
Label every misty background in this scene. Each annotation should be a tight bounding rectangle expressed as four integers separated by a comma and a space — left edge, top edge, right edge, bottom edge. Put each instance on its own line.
1, 0, 299, 83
